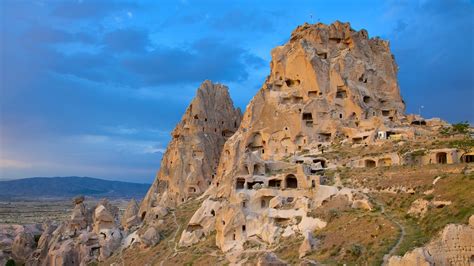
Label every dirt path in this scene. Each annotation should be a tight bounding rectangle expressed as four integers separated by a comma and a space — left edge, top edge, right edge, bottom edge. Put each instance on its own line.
159, 210, 182, 266
373, 198, 406, 265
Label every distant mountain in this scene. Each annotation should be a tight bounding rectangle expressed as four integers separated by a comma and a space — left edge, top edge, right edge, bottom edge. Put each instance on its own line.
0, 176, 151, 200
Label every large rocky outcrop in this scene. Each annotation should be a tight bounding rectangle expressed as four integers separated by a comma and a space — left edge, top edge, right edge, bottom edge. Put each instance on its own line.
214, 21, 406, 198
388, 215, 474, 265
24, 197, 124, 265
139, 80, 242, 221
180, 21, 408, 254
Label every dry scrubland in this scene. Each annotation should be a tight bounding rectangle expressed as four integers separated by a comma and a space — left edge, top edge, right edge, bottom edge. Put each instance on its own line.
0, 199, 130, 224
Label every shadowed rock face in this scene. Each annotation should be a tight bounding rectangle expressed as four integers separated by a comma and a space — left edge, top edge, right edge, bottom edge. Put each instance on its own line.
139, 80, 242, 221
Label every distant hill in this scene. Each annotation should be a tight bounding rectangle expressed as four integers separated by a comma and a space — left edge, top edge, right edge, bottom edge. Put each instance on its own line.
0, 176, 151, 200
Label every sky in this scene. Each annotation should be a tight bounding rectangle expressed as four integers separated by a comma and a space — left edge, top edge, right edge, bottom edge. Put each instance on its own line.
0, 0, 473, 183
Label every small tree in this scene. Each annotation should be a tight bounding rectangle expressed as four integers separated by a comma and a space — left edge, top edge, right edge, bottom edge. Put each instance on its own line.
451, 122, 470, 135
440, 121, 471, 136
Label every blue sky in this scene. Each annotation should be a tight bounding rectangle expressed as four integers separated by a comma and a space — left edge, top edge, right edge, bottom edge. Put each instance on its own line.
0, 0, 473, 183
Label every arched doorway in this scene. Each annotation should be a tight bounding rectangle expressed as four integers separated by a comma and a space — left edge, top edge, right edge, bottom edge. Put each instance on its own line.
436, 152, 447, 164
365, 159, 376, 168
285, 174, 298, 189
462, 153, 474, 163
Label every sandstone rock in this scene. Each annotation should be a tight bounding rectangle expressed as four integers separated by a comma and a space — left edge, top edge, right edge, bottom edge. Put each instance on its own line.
298, 216, 326, 232
407, 199, 430, 217
139, 80, 242, 221
11, 231, 35, 263
299, 231, 316, 258
98, 228, 122, 261
388, 221, 474, 265
140, 227, 160, 247
469, 215, 474, 227
431, 200, 451, 208
282, 226, 296, 237
93, 204, 116, 233
180, 21, 409, 256
27, 197, 124, 265
121, 198, 140, 230
257, 252, 288, 266
48, 239, 80, 266
178, 199, 222, 247
268, 196, 285, 209
73, 195, 85, 204
387, 248, 432, 266
351, 199, 372, 210
69, 199, 89, 232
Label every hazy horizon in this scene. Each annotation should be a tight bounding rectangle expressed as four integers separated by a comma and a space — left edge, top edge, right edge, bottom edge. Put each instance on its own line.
0, 175, 152, 184
1, 0, 473, 183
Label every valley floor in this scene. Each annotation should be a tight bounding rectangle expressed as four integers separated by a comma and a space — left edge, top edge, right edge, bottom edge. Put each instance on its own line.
0, 199, 130, 224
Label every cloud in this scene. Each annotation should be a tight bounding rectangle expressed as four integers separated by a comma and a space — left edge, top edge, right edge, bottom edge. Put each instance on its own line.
123, 38, 265, 85
210, 10, 274, 32
51, 1, 136, 19
104, 28, 150, 52
387, 0, 474, 122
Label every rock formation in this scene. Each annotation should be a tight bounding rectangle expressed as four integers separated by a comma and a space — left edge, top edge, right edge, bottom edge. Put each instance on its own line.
179, 21, 409, 254
388, 215, 474, 265
139, 80, 242, 221
22, 197, 125, 265
11, 231, 36, 264
121, 198, 140, 231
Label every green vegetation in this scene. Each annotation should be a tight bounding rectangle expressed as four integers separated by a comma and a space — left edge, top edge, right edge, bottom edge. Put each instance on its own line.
439, 121, 470, 136
374, 173, 474, 256
6, 259, 16, 266
446, 138, 474, 152
350, 243, 363, 257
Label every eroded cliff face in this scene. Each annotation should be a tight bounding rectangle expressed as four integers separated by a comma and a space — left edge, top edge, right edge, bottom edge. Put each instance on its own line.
139, 80, 242, 221
177, 21, 407, 253
214, 21, 406, 199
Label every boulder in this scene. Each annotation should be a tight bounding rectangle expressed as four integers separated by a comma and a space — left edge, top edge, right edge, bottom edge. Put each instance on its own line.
388, 222, 474, 265
387, 248, 432, 266
299, 231, 316, 258
351, 199, 372, 211
12, 231, 35, 263
257, 252, 288, 266
98, 228, 122, 261
121, 198, 140, 230
407, 199, 430, 217
140, 227, 160, 247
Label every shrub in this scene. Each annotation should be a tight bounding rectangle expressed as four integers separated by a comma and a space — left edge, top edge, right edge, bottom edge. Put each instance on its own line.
452, 122, 470, 135
329, 208, 340, 221
424, 194, 434, 201
6, 259, 16, 266
350, 244, 363, 257
440, 122, 470, 136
